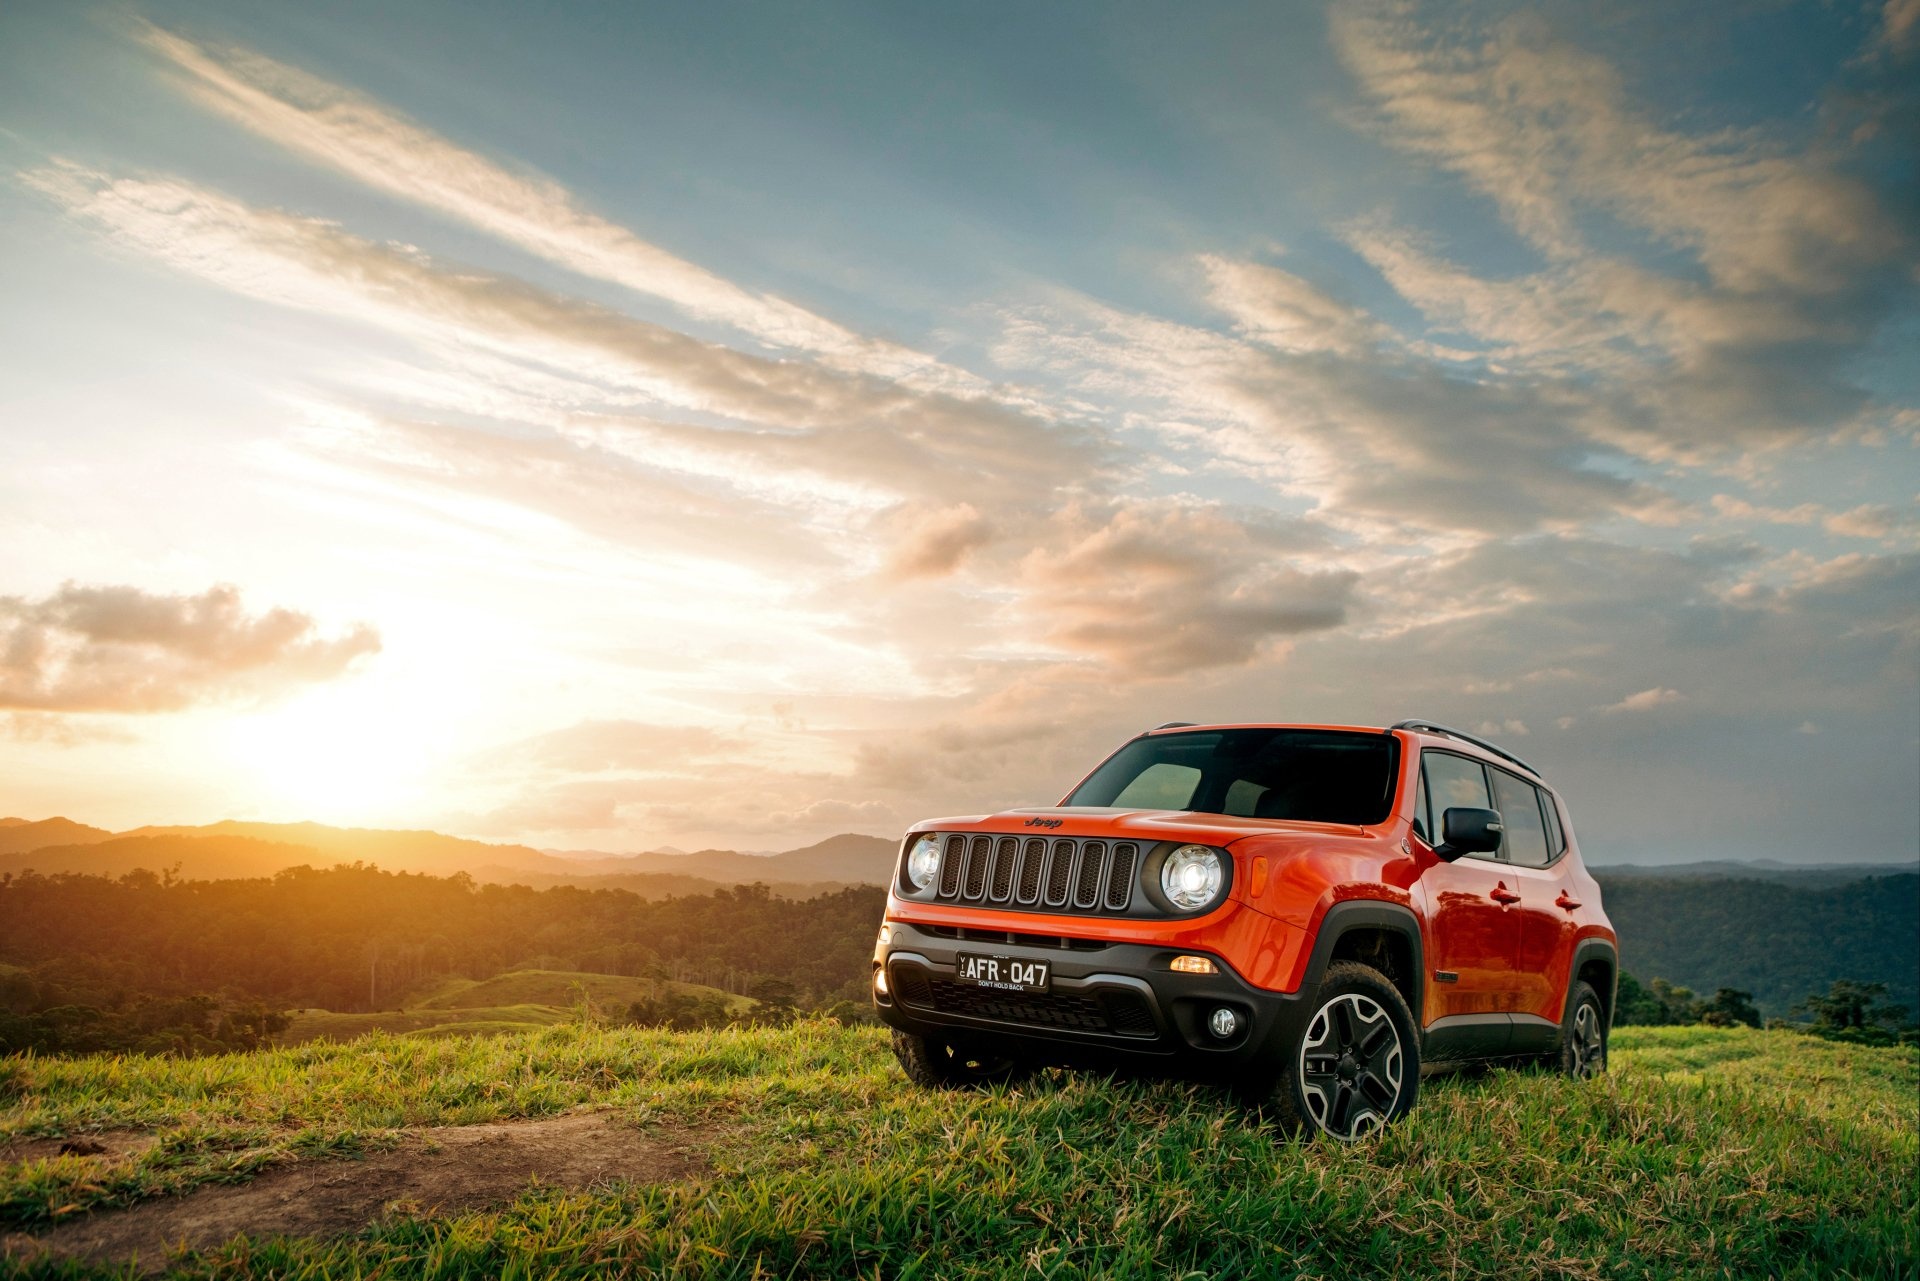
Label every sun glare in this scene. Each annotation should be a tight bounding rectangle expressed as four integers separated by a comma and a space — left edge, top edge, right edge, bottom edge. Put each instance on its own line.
224, 687, 433, 822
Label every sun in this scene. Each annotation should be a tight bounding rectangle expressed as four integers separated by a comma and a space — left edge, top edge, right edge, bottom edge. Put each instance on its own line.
223, 686, 433, 822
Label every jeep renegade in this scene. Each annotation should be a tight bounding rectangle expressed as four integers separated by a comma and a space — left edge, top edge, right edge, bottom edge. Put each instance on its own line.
871, 720, 1617, 1140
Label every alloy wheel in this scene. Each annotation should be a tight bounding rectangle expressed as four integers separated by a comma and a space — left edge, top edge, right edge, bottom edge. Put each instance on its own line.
1570, 1002, 1605, 1078
1298, 992, 1404, 1139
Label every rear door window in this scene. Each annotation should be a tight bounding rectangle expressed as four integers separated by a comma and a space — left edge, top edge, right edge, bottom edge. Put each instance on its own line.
1490, 767, 1552, 868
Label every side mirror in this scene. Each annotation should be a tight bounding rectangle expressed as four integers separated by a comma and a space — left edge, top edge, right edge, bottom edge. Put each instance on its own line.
1433, 807, 1503, 862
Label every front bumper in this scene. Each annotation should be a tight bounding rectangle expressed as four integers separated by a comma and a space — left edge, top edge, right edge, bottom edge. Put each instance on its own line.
872, 920, 1311, 1073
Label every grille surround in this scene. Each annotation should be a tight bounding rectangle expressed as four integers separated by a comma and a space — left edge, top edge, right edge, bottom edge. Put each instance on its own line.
935, 833, 1143, 917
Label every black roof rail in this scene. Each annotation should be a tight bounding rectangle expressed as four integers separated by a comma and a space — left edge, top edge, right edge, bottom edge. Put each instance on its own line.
1152, 721, 1197, 731
1390, 719, 1542, 778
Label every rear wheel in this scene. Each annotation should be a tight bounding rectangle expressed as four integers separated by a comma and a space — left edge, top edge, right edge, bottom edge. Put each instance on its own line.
1555, 981, 1608, 1078
890, 1028, 1033, 1089
1260, 961, 1419, 1140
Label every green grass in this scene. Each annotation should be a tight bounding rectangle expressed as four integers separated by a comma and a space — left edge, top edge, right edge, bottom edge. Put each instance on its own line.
408, 969, 752, 1015
276, 970, 750, 1046
3, 1025, 1914, 1278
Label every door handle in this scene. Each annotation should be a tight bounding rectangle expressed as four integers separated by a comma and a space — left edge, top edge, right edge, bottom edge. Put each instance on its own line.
1555, 892, 1582, 912
1489, 885, 1522, 905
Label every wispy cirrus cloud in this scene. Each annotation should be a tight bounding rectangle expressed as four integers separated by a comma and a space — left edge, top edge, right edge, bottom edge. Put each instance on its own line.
133, 21, 971, 389
1330, 1, 1905, 292
1325, 0, 1912, 459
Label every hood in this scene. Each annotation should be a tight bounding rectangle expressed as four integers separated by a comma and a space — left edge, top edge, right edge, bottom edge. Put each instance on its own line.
909, 805, 1367, 846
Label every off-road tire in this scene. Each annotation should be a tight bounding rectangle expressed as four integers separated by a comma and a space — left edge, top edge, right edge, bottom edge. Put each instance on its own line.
1555, 981, 1608, 1079
1259, 961, 1419, 1140
890, 1029, 1033, 1090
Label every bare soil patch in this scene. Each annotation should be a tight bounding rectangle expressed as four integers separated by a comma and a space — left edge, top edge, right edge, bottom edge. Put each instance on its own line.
1, 1131, 157, 1164
3, 1111, 707, 1271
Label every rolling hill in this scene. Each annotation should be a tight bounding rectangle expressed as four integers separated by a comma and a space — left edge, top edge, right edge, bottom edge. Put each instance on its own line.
0, 817, 111, 856
275, 968, 753, 1046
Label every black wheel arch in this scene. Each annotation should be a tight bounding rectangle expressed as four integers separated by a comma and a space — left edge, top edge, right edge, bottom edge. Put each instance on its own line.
1296, 899, 1426, 1027
1564, 938, 1619, 1030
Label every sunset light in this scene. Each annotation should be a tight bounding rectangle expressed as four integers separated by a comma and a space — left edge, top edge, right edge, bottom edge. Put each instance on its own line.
2, 5, 1916, 1276
1, 1, 1914, 863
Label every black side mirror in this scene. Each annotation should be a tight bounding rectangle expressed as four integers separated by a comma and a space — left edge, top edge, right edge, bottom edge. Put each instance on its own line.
1433, 807, 1503, 862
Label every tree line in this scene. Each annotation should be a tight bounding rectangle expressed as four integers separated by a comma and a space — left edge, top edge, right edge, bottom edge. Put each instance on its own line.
0, 864, 884, 1055
1614, 971, 1916, 1045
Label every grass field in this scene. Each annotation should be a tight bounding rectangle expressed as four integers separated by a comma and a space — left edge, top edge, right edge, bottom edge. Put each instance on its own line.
275, 969, 751, 1046
2, 1023, 1914, 1278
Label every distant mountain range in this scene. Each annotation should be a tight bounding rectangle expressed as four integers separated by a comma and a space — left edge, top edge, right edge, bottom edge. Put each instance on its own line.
0, 817, 898, 896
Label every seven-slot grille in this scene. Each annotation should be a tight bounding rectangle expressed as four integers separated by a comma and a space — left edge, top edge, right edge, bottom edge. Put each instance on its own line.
933, 834, 1141, 914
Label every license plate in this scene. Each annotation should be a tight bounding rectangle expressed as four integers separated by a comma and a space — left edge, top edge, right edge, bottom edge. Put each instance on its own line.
954, 953, 1050, 993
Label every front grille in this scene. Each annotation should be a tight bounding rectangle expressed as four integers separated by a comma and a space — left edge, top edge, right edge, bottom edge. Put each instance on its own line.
912, 978, 1158, 1039
937, 834, 1140, 916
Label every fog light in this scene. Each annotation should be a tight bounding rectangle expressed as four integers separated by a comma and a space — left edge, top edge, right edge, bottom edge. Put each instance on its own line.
1208, 1006, 1240, 1038
873, 968, 890, 997
878, 923, 893, 945
1170, 954, 1217, 975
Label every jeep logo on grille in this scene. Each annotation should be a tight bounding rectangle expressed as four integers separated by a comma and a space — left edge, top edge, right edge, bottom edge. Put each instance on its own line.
1023, 817, 1064, 829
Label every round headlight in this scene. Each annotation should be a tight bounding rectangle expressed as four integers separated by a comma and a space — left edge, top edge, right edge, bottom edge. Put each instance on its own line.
906, 836, 941, 890
1161, 844, 1225, 910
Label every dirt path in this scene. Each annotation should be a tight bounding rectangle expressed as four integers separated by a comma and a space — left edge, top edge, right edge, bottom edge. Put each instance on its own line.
3, 1111, 708, 1271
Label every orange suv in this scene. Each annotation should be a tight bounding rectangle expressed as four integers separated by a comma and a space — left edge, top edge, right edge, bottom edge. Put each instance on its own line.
872, 720, 1617, 1139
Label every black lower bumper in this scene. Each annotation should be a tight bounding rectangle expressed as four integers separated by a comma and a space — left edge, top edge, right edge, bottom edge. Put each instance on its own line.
872, 921, 1312, 1075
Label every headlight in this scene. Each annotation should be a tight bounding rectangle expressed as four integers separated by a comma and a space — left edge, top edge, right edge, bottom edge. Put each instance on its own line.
906, 835, 941, 890
1161, 844, 1225, 910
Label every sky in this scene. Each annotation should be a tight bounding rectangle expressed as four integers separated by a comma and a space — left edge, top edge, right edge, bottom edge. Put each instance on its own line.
0, 0, 1915, 864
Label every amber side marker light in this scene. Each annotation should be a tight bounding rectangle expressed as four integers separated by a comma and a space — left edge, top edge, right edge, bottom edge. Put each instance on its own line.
1170, 955, 1217, 975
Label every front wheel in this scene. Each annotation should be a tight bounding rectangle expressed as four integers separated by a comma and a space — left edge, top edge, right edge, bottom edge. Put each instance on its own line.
890, 1028, 1033, 1090
1259, 961, 1419, 1140
1555, 981, 1608, 1079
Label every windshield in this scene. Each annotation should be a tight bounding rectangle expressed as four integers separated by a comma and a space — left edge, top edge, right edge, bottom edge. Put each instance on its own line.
1064, 728, 1400, 825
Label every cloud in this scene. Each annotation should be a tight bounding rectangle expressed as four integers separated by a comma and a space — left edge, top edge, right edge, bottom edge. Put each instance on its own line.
25, 163, 1103, 505
1, 712, 141, 747
999, 292, 1677, 539
1019, 501, 1356, 674
1872, 0, 1920, 59
1200, 255, 1382, 355
1325, 1, 1910, 457
133, 21, 967, 387
1331, 1, 1904, 293
880, 503, 994, 580
0, 583, 378, 712
1711, 495, 1920, 544
1602, 687, 1683, 714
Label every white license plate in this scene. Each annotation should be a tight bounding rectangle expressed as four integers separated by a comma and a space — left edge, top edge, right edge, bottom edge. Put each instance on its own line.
954, 953, 1050, 993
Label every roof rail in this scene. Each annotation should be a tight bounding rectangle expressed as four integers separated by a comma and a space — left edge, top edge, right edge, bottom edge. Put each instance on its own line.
1390, 719, 1542, 778
1151, 721, 1197, 731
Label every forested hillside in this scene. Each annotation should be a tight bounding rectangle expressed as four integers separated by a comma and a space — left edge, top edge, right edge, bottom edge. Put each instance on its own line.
0, 866, 882, 1053
1596, 872, 1918, 1016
